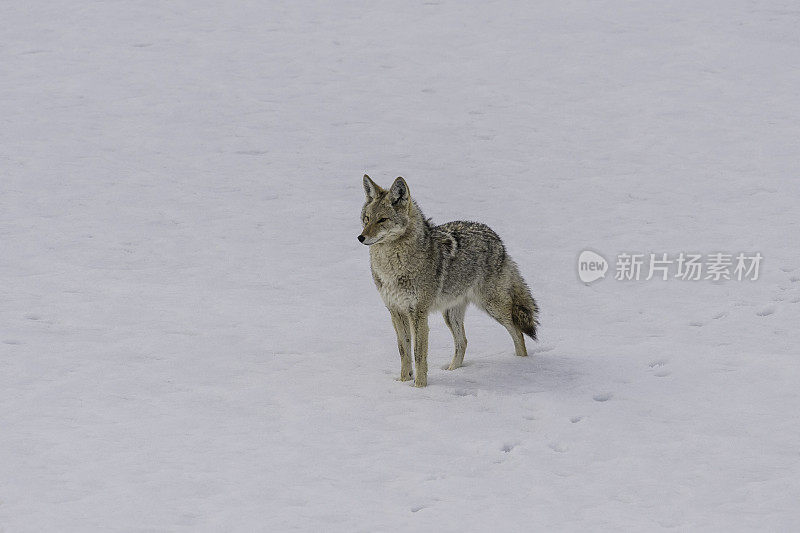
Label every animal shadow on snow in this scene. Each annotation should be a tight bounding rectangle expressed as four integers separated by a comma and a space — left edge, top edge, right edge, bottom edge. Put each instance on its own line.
438, 352, 581, 396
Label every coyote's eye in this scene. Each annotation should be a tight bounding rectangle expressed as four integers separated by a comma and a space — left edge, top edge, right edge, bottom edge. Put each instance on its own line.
377, 218, 388, 223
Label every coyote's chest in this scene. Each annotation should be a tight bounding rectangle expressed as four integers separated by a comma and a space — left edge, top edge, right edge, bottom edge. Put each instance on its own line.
369, 249, 424, 311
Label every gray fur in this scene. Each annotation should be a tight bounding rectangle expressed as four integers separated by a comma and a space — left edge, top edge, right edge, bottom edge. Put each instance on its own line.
358, 175, 539, 387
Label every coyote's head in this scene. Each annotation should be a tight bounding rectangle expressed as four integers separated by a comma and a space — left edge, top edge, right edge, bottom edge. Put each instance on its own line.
358, 175, 411, 246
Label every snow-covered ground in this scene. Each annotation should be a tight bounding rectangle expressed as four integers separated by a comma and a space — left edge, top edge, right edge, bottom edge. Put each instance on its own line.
2, 1, 800, 530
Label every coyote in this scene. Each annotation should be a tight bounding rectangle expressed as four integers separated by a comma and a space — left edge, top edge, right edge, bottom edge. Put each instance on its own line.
358, 175, 539, 387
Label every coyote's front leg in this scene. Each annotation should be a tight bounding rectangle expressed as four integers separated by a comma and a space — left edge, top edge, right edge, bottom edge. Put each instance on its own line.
410, 311, 429, 387
389, 310, 413, 381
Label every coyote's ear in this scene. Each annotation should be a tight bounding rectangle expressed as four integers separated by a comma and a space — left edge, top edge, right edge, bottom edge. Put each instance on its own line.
389, 177, 409, 207
363, 174, 381, 201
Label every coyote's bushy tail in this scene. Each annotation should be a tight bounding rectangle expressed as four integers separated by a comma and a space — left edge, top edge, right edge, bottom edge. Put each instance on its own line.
510, 272, 539, 341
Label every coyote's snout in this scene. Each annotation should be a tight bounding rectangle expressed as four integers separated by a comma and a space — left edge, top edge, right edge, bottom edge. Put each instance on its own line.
360, 174, 539, 387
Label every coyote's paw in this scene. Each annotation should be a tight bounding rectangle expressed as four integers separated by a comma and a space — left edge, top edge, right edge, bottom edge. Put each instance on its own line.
414, 376, 427, 388
396, 373, 413, 382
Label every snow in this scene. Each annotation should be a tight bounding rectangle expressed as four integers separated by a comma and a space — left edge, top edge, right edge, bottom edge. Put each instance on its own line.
2, 1, 800, 530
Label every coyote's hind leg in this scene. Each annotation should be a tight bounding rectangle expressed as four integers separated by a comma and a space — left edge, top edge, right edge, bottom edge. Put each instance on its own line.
443, 302, 468, 370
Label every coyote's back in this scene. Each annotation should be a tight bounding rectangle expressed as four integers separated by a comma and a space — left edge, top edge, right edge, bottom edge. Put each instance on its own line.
358, 174, 538, 387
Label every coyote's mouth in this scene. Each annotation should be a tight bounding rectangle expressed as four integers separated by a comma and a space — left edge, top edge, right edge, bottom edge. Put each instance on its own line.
359, 233, 386, 246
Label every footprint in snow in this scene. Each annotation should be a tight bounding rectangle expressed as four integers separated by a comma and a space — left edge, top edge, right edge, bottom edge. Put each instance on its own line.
756, 306, 775, 317
548, 442, 567, 453
570, 416, 584, 423
531, 345, 555, 354
593, 392, 612, 402
648, 360, 671, 377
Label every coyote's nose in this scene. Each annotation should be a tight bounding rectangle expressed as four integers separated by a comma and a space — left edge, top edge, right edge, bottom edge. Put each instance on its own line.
357, 235, 365, 243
